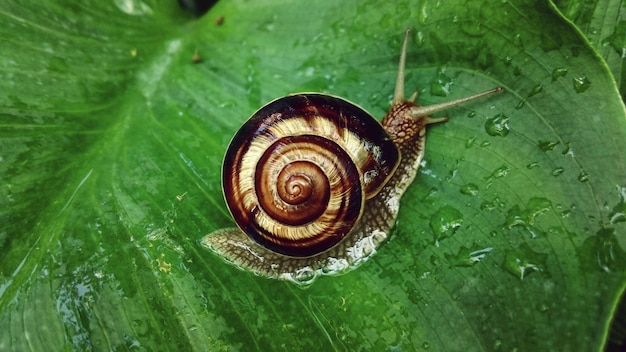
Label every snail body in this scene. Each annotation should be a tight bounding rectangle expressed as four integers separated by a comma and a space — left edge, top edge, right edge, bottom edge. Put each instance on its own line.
202, 30, 503, 284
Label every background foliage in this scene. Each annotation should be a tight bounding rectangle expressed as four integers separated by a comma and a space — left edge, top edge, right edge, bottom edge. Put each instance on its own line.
1, 0, 625, 350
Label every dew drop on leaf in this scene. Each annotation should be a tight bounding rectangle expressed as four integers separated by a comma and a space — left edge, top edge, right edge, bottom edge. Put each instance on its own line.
504, 197, 551, 234
527, 197, 552, 216
429, 205, 463, 243
461, 22, 486, 37
577, 171, 589, 182
552, 167, 564, 176
609, 186, 626, 224
604, 20, 626, 56
513, 33, 523, 47
528, 84, 543, 97
114, 0, 153, 16
466, 135, 477, 148
486, 165, 510, 181
503, 243, 547, 280
446, 245, 493, 267
460, 183, 479, 196
430, 69, 453, 97
414, 30, 425, 47
515, 84, 543, 110
537, 140, 559, 151
484, 113, 510, 137
577, 227, 626, 273
552, 67, 568, 81
481, 201, 496, 211
573, 75, 591, 93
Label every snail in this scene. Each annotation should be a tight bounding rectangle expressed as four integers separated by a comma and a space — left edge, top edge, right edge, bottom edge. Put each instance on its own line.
202, 30, 503, 284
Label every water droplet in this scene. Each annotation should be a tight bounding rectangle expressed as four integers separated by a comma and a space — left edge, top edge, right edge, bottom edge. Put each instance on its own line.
578, 227, 626, 273
467, 111, 477, 118
528, 197, 552, 215
430, 69, 453, 97
256, 15, 277, 32
551, 167, 564, 176
446, 159, 462, 181
609, 186, 626, 224
515, 99, 526, 110
429, 206, 463, 243
540, 32, 563, 52
114, 0, 153, 15
513, 34, 523, 48
538, 303, 550, 313
466, 135, 477, 148
505, 197, 551, 230
486, 165, 510, 181
561, 142, 572, 155
573, 75, 591, 93
537, 140, 559, 151
551, 67, 568, 81
577, 171, 590, 182
503, 243, 547, 280
528, 84, 543, 98
446, 246, 493, 267
481, 196, 505, 211
493, 339, 503, 350
480, 141, 491, 147
460, 183, 479, 196
422, 341, 431, 350
481, 201, 495, 211
513, 66, 522, 76
484, 113, 510, 137
605, 22, 626, 54
461, 22, 486, 37
526, 162, 539, 169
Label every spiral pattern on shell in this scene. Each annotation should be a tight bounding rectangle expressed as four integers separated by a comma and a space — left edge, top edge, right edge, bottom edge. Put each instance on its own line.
222, 94, 400, 257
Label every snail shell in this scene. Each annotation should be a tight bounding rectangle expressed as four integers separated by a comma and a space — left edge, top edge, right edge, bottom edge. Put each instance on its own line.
202, 30, 503, 284
222, 93, 400, 257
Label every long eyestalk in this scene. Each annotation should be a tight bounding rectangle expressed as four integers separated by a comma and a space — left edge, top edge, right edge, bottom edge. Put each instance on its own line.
412, 87, 504, 120
392, 30, 504, 121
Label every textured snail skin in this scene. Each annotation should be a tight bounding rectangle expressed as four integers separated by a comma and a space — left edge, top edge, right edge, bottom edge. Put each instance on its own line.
202, 30, 503, 284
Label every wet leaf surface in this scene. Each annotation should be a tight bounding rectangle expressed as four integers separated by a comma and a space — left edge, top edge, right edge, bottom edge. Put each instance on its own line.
1, 0, 625, 350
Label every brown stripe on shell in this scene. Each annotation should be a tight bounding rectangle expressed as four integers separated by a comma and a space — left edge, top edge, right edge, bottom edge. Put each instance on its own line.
220, 94, 399, 257
250, 135, 363, 256
236, 94, 400, 198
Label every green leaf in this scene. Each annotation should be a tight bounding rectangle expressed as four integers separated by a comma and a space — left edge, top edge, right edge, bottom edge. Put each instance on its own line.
1, 0, 625, 351
554, 0, 626, 98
